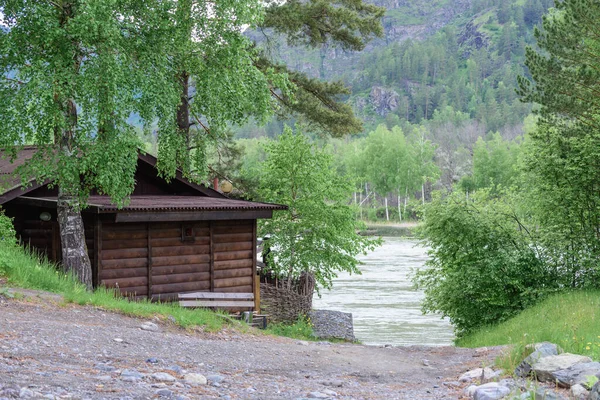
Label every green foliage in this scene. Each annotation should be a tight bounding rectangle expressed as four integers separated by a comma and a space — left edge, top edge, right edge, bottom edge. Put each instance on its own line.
362, 125, 412, 195
518, 0, 600, 126
0, 208, 15, 244
414, 189, 558, 337
0, 0, 276, 196
256, 126, 380, 290
0, 242, 224, 331
517, 0, 600, 288
459, 132, 522, 193
265, 316, 316, 341
255, 58, 364, 136
458, 290, 600, 361
255, 0, 384, 137
264, 0, 384, 52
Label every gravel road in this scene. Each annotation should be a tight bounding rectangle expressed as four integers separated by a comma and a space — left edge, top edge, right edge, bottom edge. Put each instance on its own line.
0, 293, 501, 399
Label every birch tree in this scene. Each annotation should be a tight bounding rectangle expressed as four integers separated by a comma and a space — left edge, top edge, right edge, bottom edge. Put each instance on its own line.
0, 0, 274, 288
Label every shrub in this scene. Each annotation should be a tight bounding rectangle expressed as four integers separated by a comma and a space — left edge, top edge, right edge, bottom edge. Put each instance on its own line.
413, 189, 559, 337
0, 209, 15, 244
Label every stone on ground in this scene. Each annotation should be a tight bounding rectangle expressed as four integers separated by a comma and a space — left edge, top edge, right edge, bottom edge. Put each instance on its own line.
590, 380, 600, 400
551, 361, 600, 388
472, 382, 511, 400
531, 353, 592, 382
183, 373, 207, 386
308, 392, 330, 399
140, 322, 160, 332
120, 369, 144, 380
515, 342, 560, 378
571, 384, 589, 399
459, 367, 496, 383
534, 387, 567, 400
152, 372, 176, 382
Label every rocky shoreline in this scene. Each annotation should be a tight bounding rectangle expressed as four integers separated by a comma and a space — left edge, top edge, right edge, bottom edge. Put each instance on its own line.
462, 342, 600, 400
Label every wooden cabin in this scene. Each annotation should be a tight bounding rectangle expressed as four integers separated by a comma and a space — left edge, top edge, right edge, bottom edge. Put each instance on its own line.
0, 147, 285, 306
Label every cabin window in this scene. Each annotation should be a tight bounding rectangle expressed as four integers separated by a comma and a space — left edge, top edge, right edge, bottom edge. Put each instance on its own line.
181, 224, 195, 242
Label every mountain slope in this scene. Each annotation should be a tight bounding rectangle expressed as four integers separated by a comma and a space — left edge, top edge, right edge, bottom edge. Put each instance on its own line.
241, 0, 553, 137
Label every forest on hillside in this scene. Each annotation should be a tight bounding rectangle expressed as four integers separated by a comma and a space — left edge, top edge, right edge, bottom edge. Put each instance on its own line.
221, 0, 554, 221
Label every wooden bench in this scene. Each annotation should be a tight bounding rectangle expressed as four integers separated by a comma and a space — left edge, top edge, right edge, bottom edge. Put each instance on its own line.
178, 292, 255, 309
178, 292, 268, 329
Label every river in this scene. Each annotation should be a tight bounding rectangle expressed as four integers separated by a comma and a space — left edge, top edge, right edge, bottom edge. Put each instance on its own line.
312, 237, 454, 346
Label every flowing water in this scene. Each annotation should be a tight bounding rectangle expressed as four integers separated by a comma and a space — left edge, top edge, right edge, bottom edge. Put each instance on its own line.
312, 237, 454, 346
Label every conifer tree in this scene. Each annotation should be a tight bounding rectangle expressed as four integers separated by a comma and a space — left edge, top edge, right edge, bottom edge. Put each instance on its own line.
255, 0, 385, 136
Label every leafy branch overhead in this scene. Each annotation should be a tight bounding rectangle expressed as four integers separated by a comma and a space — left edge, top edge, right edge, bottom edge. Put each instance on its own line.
263, 0, 385, 51
257, 0, 385, 136
254, 57, 363, 136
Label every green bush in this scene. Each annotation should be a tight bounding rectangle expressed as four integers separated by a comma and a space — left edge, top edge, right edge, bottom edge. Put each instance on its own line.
0, 209, 15, 244
366, 207, 378, 221
413, 189, 559, 338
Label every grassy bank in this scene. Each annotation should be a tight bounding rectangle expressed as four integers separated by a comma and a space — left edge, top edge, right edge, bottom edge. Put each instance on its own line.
0, 243, 227, 331
0, 243, 323, 341
360, 221, 419, 237
457, 290, 600, 361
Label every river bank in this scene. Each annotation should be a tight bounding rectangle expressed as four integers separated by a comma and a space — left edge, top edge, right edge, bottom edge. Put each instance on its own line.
360, 222, 419, 237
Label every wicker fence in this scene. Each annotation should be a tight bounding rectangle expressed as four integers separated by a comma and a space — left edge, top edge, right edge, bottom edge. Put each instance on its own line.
259, 272, 316, 324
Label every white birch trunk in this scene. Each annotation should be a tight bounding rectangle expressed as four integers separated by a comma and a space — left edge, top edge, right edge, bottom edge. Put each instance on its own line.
385, 197, 389, 221
398, 191, 402, 221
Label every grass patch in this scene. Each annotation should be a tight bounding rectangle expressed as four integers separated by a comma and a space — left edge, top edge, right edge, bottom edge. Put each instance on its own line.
0, 243, 227, 331
265, 316, 316, 341
457, 290, 600, 360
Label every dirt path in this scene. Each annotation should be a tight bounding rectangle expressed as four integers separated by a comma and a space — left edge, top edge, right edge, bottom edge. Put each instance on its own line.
0, 295, 501, 399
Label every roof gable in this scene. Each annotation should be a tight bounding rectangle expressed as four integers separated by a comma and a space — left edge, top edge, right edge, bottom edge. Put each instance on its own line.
0, 147, 224, 204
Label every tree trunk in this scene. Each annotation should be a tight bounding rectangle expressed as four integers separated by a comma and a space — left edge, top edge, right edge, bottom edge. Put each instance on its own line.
177, 71, 191, 147
422, 183, 425, 205
385, 197, 389, 221
359, 190, 363, 219
398, 191, 402, 221
55, 95, 92, 290
57, 189, 92, 290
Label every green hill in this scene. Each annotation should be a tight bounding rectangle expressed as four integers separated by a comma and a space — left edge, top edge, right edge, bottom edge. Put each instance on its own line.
241, 0, 553, 137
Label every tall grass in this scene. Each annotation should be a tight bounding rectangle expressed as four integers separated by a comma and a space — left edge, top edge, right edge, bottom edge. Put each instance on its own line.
457, 291, 600, 360
0, 243, 226, 331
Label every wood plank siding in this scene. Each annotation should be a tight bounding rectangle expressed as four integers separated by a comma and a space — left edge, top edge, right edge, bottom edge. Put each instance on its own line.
97, 220, 256, 302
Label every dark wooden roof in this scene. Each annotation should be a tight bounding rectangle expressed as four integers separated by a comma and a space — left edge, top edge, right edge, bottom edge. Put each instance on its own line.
89, 196, 286, 212
19, 195, 286, 213
0, 147, 224, 204
0, 146, 41, 195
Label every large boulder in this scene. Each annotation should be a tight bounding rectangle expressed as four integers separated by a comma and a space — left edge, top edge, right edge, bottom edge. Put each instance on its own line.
515, 342, 560, 377
308, 310, 355, 342
531, 353, 592, 382
552, 361, 600, 388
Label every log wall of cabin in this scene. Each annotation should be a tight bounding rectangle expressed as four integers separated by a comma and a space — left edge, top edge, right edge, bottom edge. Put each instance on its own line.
98, 220, 256, 302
